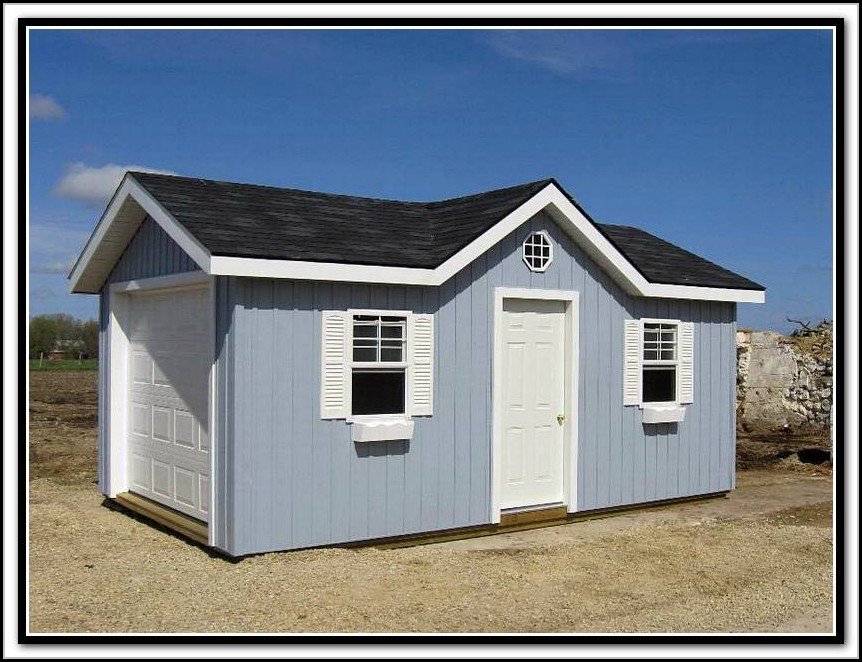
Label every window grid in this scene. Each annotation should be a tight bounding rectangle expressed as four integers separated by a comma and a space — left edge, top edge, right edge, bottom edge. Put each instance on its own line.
642, 322, 677, 363
522, 232, 552, 272
352, 315, 406, 364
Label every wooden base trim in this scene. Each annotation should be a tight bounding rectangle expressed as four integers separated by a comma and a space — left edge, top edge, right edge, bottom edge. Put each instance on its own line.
112, 492, 208, 546
369, 491, 729, 550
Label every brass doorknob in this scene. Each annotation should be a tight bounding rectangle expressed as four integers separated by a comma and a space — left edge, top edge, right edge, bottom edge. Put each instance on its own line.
556, 413, 566, 425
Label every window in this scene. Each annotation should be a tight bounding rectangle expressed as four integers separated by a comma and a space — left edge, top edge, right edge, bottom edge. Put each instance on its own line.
522, 231, 553, 272
321, 309, 434, 423
624, 318, 694, 417
642, 322, 677, 403
351, 315, 407, 416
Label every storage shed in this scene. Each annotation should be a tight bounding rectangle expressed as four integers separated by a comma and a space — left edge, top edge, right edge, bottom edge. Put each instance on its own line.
69, 172, 765, 556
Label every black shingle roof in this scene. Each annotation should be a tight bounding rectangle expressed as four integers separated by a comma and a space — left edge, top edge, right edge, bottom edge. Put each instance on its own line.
596, 224, 764, 291
129, 172, 763, 291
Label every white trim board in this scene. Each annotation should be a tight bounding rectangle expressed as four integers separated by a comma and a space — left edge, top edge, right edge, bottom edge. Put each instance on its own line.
491, 287, 580, 523
70, 178, 765, 304
69, 174, 210, 294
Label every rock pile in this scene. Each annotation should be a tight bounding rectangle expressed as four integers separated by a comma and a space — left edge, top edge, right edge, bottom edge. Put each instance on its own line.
736, 321, 832, 430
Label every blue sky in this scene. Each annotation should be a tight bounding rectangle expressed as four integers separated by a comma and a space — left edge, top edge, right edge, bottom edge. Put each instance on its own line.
27, 27, 835, 332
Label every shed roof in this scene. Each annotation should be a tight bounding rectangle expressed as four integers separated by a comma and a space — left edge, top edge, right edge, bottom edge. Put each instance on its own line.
69, 172, 764, 301
126, 172, 552, 269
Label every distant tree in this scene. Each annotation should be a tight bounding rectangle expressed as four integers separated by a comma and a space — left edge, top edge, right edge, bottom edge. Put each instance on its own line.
29, 316, 58, 358
80, 319, 99, 359
46, 313, 82, 342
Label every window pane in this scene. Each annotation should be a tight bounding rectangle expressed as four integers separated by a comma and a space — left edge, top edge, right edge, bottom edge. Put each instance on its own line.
381, 324, 404, 339
643, 349, 658, 361
643, 368, 676, 403
354, 315, 378, 322
353, 348, 377, 362
353, 338, 377, 347
380, 347, 403, 362
643, 330, 658, 343
660, 349, 675, 361
353, 324, 378, 338
381, 316, 406, 323
352, 371, 405, 415
660, 331, 675, 342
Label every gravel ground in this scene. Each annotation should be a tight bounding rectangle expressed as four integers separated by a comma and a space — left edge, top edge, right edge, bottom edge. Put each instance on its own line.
27, 371, 834, 634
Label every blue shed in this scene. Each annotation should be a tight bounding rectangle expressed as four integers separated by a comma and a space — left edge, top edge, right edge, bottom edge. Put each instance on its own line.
70, 172, 765, 556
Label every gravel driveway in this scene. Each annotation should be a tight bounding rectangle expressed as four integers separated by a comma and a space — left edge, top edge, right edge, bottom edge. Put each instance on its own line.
27, 371, 834, 634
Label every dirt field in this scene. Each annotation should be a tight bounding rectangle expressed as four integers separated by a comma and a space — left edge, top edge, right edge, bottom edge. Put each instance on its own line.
27, 371, 835, 634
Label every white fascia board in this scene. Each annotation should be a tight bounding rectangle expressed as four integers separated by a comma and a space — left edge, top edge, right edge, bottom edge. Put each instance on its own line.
209, 255, 437, 286
433, 186, 562, 285
122, 177, 211, 273
642, 284, 765, 304
68, 175, 211, 294
68, 175, 138, 292
539, 188, 653, 294
108, 270, 210, 294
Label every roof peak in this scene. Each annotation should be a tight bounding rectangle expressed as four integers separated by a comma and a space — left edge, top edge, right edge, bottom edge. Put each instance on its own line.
127, 170, 557, 206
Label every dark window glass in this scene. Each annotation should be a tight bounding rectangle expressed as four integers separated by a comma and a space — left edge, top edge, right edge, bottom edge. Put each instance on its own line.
352, 371, 405, 415
643, 368, 676, 403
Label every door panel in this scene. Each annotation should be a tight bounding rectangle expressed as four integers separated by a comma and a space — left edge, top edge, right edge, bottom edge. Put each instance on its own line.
127, 286, 210, 522
499, 298, 567, 510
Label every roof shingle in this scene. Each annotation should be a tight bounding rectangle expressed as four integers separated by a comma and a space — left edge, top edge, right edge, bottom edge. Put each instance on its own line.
129, 171, 763, 291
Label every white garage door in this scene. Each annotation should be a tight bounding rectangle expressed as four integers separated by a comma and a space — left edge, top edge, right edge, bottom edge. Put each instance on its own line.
127, 286, 210, 523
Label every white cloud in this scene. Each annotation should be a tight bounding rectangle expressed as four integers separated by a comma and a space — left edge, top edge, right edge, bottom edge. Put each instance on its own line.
30, 94, 66, 120
485, 29, 757, 79
53, 162, 176, 207
485, 31, 629, 78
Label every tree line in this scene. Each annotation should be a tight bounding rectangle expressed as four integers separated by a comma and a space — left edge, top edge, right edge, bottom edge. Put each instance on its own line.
29, 313, 99, 359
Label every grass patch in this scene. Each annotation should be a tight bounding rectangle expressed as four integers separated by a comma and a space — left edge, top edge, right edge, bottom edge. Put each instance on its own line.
29, 359, 98, 371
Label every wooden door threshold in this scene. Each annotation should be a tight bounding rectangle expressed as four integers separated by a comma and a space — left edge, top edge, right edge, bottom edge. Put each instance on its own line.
112, 492, 208, 546
499, 504, 569, 527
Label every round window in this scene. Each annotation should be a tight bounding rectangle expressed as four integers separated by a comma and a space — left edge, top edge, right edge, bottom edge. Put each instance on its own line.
522, 231, 553, 272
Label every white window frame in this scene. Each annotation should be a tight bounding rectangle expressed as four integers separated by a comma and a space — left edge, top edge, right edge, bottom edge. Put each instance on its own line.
347, 309, 410, 423
640, 319, 679, 406
522, 230, 553, 273
624, 317, 692, 424
320, 306, 434, 442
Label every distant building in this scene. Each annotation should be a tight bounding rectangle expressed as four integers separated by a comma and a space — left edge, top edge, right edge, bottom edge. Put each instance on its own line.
48, 339, 85, 361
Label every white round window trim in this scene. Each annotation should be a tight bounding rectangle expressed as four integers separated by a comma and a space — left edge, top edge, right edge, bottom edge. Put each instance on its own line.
522, 231, 553, 272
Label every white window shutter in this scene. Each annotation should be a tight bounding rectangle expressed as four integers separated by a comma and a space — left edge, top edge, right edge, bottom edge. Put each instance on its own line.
678, 322, 695, 404
623, 319, 642, 406
321, 311, 348, 419
410, 314, 434, 416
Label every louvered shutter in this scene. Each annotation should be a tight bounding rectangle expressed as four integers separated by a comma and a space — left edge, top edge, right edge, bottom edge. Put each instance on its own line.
623, 319, 642, 406
410, 314, 434, 416
321, 311, 348, 419
678, 322, 694, 404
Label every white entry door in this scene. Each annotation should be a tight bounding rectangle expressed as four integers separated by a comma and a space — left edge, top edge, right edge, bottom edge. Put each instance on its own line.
500, 298, 567, 510
127, 286, 211, 522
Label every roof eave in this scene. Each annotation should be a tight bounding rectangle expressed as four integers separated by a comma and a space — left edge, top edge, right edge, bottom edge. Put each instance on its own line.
68, 174, 211, 294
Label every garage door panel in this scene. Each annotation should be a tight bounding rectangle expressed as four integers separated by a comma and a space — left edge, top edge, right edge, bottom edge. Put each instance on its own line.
127, 286, 210, 523
151, 406, 173, 442
131, 453, 152, 491
200, 476, 210, 514
174, 467, 198, 508
152, 460, 172, 497
174, 410, 196, 448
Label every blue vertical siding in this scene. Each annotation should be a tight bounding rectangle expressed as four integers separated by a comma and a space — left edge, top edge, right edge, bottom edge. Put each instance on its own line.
217, 210, 738, 555
108, 215, 200, 283
97, 289, 111, 494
